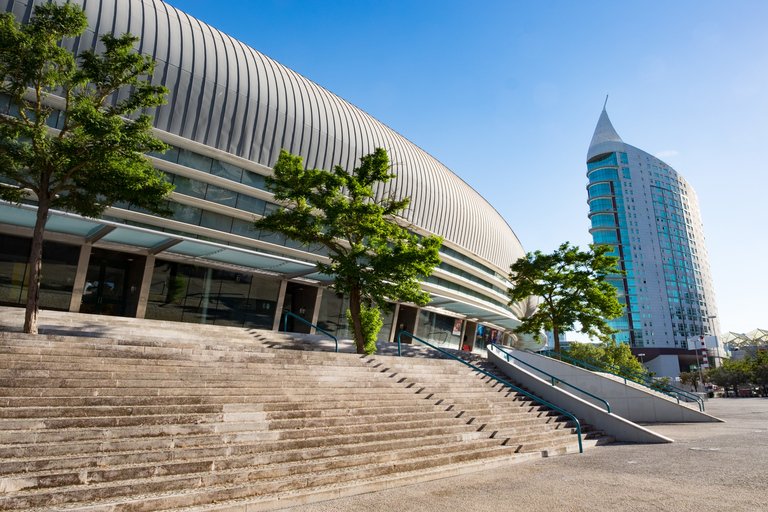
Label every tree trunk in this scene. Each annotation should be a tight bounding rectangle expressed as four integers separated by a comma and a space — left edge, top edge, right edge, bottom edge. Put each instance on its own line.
348, 287, 365, 354
552, 325, 561, 354
24, 196, 51, 334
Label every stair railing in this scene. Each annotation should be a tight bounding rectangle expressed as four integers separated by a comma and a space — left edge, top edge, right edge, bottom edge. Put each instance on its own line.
530, 349, 684, 408
282, 311, 338, 353
490, 344, 611, 414
580, 356, 704, 411
397, 331, 582, 453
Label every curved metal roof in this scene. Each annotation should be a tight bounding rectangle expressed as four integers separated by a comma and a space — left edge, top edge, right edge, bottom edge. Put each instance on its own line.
14, 0, 525, 271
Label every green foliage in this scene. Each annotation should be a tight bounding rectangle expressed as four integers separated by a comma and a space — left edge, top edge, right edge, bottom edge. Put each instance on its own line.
507, 242, 624, 353
678, 371, 700, 391
562, 340, 644, 379
255, 148, 442, 354
707, 358, 754, 396
651, 376, 672, 392
0, 3, 172, 333
346, 303, 382, 355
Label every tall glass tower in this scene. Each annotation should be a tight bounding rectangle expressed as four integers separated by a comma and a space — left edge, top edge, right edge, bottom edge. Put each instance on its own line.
586, 106, 720, 377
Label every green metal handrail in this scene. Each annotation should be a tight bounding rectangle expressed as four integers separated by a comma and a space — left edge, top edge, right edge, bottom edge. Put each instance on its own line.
282, 311, 338, 353
531, 349, 683, 407
490, 344, 611, 414
398, 331, 582, 453
583, 356, 704, 410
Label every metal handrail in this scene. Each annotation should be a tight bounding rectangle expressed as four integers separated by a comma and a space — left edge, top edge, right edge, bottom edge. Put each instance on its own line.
282, 311, 338, 353
490, 344, 611, 414
530, 349, 684, 408
398, 331, 582, 453
584, 356, 705, 410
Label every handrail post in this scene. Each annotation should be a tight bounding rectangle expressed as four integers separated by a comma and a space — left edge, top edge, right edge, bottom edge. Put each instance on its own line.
401, 335, 583, 452
282, 311, 338, 353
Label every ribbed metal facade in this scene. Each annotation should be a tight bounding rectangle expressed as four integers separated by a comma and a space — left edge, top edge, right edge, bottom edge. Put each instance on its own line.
5, 0, 524, 271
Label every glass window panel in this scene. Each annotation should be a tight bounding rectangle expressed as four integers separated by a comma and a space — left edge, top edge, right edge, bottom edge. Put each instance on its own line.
236, 194, 266, 215
210, 160, 243, 182
170, 202, 202, 225
241, 170, 266, 190
315, 291, 349, 338
200, 211, 233, 232
149, 145, 179, 163
172, 175, 207, 199
177, 149, 212, 173
231, 218, 260, 239
205, 184, 237, 207
145, 260, 189, 322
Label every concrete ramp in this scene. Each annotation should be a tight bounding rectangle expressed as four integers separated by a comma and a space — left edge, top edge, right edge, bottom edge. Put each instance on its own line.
490, 348, 723, 424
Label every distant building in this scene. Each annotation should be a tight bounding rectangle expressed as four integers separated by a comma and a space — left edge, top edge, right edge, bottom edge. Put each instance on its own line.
585, 106, 720, 377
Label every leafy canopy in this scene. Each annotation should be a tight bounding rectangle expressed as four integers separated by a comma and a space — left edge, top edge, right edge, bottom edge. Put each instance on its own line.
507, 242, 624, 353
255, 148, 442, 354
562, 339, 643, 379
0, 2, 172, 334
0, 2, 172, 216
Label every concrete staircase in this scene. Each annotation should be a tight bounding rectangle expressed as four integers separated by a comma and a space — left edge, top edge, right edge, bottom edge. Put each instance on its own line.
0, 318, 612, 511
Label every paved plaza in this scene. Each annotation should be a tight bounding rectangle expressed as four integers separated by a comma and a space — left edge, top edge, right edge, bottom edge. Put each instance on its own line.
288, 398, 768, 512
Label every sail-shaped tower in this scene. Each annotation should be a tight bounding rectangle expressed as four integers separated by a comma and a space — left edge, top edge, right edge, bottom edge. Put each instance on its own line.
585, 106, 720, 377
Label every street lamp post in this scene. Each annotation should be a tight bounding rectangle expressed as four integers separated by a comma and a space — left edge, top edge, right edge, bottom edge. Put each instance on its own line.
637, 352, 645, 369
707, 315, 719, 367
690, 336, 704, 392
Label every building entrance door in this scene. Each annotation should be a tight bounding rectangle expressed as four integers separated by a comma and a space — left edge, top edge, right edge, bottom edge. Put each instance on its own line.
79, 251, 130, 316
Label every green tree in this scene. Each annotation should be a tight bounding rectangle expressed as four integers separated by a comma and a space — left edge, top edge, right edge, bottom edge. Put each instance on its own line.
562, 339, 643, 380
0, 3, 172, 334
679, 371, 700, 392
507, 242, 624, 353
708, 358, 753, 397
254, 148, 442, 355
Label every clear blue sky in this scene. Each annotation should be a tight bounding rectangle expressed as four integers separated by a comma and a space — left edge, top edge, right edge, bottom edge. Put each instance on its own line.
165, 0, 767, 337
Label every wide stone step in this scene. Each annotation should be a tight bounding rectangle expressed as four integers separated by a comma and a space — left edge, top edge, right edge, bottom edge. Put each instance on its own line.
0, 443, 526, 510
0, 430, 494, 477
0, 435, 512, 493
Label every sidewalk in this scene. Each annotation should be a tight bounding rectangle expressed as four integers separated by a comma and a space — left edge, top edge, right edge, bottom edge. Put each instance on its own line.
287, 398, 768, 512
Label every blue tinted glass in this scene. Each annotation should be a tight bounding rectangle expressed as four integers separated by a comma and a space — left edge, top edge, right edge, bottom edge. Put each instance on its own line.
178, 149, 212, 173
588, 168, 618, 184
241, 170, 267, 190
200, 211, 233, 232
211, 160, 243, 182
236, 194, 266, 215
205, 184, 238, 207
172, 175, 207, 199
589, 198, 613, 213
588, 183, 612, 199
587, 153, 618, 171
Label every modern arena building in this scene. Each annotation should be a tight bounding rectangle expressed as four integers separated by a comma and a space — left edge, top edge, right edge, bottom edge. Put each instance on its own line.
0, 0, 537, 353
586, 105, 720, 376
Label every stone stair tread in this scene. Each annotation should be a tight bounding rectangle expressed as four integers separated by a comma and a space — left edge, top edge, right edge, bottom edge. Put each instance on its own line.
0, 317, 612, 511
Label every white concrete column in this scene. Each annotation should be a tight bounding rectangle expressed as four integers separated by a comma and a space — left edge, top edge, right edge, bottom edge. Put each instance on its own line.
272, 279, 289, 331
68, 245, 92, 312
309, 287, 323, 334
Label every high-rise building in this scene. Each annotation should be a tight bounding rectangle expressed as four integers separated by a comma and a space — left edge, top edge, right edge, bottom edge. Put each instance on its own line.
586, 106, 720, 377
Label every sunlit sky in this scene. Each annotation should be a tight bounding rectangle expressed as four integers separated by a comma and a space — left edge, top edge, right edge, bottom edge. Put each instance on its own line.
165, 0, 767, 337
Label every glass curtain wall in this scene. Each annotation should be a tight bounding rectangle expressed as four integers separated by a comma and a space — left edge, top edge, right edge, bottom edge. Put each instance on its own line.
0, 234, 79, 311
145, 259, 280, 329
417, 310, 463, 350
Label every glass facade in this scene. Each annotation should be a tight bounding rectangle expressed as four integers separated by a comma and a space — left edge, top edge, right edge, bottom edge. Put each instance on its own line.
586, 152, 637, 346
145, 260, 280, 329
0, 234, 79, 311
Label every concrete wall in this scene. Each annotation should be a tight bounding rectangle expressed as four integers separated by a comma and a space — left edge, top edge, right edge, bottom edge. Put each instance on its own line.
487, 351, 672, 444
489, 347, 722, 424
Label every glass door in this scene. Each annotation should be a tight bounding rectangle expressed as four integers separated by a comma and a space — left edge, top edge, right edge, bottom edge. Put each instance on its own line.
80, 258, 128, 316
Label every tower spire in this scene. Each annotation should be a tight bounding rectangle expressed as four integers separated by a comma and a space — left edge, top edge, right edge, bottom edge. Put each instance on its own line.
587, 101, 623, 161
